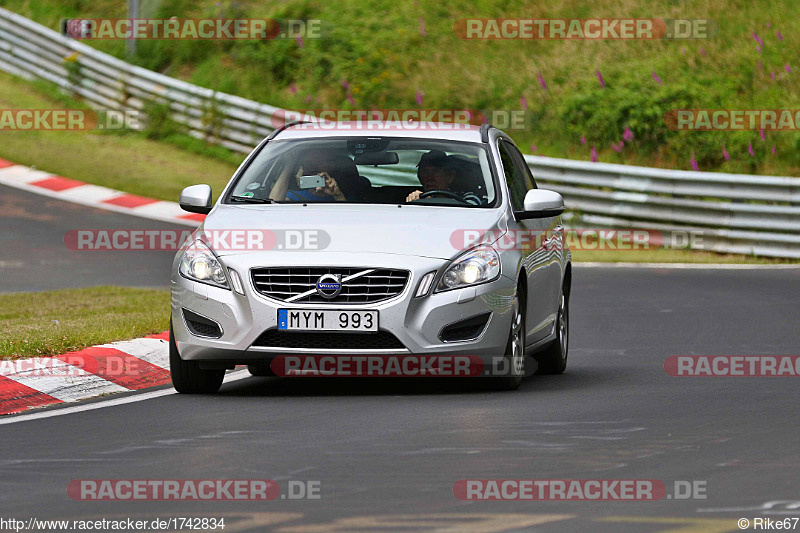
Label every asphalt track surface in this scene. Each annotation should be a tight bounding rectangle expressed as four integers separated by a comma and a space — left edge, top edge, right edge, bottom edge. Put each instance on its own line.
2, 186, 800, 532
0, 183, 181, 292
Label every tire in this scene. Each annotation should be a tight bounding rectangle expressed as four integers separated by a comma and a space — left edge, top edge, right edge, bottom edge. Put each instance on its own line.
169, 323, 225, 394
489, 287, 525, 391
247, 364, 276, 377
535, 284, 569, 375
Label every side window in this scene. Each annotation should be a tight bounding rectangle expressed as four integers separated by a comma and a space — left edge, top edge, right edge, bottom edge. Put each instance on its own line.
497, 139, 532, 211
505, 141, 537, 190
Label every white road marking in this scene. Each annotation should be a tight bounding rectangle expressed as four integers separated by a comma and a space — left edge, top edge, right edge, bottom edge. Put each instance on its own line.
3, 357, 128, 401
0, 165, 54, 184
0, 370, 251, 425
0, 168, 199, 227
133, 200, 192, 220
58, 183, 120, 204
95, 337, 170, 370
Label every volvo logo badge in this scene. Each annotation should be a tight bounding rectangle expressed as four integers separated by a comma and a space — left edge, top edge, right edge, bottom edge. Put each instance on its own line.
316, 274, 342, 299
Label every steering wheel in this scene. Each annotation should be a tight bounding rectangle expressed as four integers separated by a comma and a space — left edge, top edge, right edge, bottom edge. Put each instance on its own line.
419, 190, 468, 202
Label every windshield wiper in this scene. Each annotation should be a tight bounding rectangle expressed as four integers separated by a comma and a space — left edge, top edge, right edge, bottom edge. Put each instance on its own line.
230, 195, 276, 204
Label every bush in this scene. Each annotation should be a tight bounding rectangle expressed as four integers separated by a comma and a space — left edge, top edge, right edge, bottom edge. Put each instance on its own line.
143, 99, 184, 139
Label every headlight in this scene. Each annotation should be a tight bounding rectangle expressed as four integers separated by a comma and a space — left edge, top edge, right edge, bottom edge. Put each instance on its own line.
179, 240, 229, 289
437, 246, 500, 291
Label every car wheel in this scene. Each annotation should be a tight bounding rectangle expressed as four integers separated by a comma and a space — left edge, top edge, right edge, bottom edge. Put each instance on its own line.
247, 364, 276, 377
169, 322, 225, 394
535, 284, 569, 375
490, 287, 525, 391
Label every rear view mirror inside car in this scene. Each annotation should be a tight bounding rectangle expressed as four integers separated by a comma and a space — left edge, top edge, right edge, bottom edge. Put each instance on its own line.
353, 152, 400, 165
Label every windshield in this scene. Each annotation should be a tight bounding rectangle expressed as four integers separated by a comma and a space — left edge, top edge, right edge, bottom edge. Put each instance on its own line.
225, 137, 497, 208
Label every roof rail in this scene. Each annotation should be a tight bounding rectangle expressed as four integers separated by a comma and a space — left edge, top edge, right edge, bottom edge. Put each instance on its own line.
266, 120, 311, 141
479, 123, 494, 142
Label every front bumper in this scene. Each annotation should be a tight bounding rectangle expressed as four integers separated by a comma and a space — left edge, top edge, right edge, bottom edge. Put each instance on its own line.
171, 251, 516, 365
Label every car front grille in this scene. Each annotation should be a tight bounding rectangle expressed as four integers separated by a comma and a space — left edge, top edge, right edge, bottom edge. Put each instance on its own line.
251, 267, 410, 304
252, 330, 406, 350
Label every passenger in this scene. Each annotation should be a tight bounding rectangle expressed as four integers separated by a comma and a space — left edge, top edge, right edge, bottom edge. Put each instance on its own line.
285, 153, 361, 202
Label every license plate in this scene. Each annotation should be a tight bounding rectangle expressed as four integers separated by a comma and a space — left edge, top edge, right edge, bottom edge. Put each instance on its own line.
278, 309, 378, 332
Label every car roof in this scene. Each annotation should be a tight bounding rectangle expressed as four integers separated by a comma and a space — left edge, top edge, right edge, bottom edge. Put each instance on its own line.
271, 121, 486, 143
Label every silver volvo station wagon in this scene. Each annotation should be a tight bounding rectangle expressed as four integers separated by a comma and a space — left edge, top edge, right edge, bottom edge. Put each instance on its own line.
170, 122, 571, 392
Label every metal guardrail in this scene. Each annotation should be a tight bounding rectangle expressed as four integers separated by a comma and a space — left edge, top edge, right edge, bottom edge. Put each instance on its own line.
1, 7, 799, 257
0, 7, 282, 154
525, 155, 800, 258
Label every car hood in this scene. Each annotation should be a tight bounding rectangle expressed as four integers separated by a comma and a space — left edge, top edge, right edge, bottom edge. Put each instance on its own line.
201, 204, 507, 260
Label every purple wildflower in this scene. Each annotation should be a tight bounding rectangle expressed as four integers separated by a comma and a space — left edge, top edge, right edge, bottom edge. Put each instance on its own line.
680, 46, 686, 54
700, 47, 706, 56
520, 95, 528, 110
786, 64, 792, 73
346, 92, 355, 105
753, 32, 764, 47
771, 71, 776, 80
288, 83, 297, 95
772, 145, 776, 155
722, 145, 730, 161
530, 144, 537, 152
622, 127, 634, 143
596, 70, 605, 88
305, 95, 312, 104
777, 31, 783, 40
580, 135, 587, 145
590, 146, 598, 162
537, 72, 548, 90
760, 129, 766, 141
652, 71, 662, 84
415, 90, 424, 106
295, 35, 304, 48
748, 143, 755, 157
611, 141, 622, 153
690, 152, 699, 171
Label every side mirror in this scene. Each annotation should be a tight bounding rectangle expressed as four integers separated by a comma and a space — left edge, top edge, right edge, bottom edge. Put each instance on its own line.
515, 189, 565, 220
179, 184, 213, 215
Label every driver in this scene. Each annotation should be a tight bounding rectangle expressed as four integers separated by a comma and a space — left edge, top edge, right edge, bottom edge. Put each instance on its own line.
405, 150, 481, 205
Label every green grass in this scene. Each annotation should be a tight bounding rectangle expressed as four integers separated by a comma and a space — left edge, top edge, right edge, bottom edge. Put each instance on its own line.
1, 70, 796, 265
0, 71, 241, 202
0, 286, 170, 359
0, 8, 800, 263
3, 0, 800, 175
